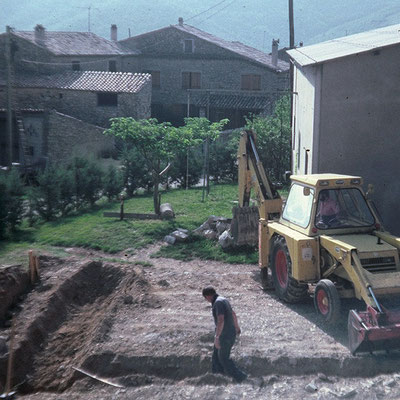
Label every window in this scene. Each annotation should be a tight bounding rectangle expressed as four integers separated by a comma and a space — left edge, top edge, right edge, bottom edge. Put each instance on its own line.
144, 70, 161, 88
282, 183, 314, 228
184, 39, 194, 54
241, 74, 261, 91
182, 72, 201, 89
72, 61, 80, 71
108, 60, 117, 72
97, 92, 118, 107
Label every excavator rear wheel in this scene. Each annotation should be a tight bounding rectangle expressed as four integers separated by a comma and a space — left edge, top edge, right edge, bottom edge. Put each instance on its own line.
271, 236, 308, 303
314, 279, 341, 324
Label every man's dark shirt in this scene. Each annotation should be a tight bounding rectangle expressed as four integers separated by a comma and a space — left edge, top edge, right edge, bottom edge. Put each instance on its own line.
211, 294, 236, 340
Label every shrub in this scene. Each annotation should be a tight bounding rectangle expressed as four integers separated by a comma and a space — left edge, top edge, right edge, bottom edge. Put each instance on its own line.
58, 167, 75, 216
5, 168, 25, 231
169, 146, 203, 188
0, 178, 8, 238
103, 164, 124, 201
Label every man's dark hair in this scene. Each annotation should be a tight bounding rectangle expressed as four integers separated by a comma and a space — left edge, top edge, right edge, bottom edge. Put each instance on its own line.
202, 286, 216, 297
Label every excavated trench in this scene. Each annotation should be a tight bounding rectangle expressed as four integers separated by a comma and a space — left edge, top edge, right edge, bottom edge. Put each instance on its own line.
0, 257, 400, 395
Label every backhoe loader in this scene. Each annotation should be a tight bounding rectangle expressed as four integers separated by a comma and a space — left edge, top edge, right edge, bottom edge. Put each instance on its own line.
234, 130, 400, 354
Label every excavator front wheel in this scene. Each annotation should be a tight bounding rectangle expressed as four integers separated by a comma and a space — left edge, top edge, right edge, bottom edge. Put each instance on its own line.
271, 237, 308, 303
314, 279, 341, 324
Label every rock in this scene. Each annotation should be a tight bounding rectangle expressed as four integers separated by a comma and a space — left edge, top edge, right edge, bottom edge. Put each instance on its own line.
164, 235, 176, 245
383, 379, 396, 387
207, 215, 218, 229
266, 375, 278, 385
203, 229, 217, 240
317, 373, 333, 382
305, 382, 318, 393
171, 230, 189, 242
335, 388, 357, 398
160, 203, 175, 219
218, 230, 234, 249
216, 221, 229, 234
192, 222, 210, 235
177, 228, 189, 234
123, 295, 133, 304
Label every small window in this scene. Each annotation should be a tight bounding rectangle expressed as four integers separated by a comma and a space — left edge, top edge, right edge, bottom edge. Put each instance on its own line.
143, 70, 161, 88
182, 72, 201, 89
72, 61, 80, 71
184, 39, 194, 54
241, 74, 261, 91
108, 60, 117, 72
97, 92, 118, 107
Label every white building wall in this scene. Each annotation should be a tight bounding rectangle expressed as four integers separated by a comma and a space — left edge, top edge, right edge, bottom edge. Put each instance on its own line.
302, 45, 400, 234
292, 65, 318, 175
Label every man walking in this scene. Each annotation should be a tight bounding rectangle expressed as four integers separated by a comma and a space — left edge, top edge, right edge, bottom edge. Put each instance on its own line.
202, 286, 247, 382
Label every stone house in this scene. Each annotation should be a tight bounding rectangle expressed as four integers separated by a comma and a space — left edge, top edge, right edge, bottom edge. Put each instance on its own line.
119, 18, 290, 127
287, 24, 400, 235
0, 25, 151, 168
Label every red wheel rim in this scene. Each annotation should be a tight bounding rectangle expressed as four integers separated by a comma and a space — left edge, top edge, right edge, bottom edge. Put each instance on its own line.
275, 249, 288, 288
316, 289, 329, 315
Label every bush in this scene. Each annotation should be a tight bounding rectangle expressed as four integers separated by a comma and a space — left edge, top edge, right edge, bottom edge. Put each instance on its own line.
103, 165, 124, 201
58, 167, 75, 216
169, 146, 203, 188
0, 178, 8, 238
71, 157, 104, 208
120, 148, 152, 197
5, 168, 25, 231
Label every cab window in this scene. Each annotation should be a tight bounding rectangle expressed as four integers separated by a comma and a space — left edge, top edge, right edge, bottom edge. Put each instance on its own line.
282, 183, 314, 228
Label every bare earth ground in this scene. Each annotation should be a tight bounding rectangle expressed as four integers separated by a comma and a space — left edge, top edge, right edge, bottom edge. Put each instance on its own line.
0, 243, 400, 399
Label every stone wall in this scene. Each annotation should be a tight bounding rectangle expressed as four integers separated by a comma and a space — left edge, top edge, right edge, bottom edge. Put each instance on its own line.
46, 110, 114, 165
0, 83, 151, 128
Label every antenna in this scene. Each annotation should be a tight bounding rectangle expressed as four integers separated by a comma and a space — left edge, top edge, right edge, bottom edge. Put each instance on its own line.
76, 5, 100, 32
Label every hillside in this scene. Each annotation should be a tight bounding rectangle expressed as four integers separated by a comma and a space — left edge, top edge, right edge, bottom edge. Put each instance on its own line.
1, 0, 400, 50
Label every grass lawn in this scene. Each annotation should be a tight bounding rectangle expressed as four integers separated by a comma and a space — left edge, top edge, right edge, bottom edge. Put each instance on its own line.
0, 183, 264, 265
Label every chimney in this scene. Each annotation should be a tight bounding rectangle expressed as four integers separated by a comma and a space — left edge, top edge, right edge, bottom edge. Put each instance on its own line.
34, 24, 45, 45
271, 38, 279, 67
111, 24, 117, 41
178, 17, 184, 26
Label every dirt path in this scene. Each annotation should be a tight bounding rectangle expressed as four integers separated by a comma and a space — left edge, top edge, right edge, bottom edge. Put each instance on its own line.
0, 244, 399, 399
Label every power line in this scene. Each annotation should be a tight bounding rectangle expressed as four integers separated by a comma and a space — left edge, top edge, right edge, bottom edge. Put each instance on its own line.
186, 0, 229, 22
196, 0, 238, 25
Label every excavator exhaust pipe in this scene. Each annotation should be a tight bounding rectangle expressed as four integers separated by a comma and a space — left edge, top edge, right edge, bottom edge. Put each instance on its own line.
348, 306, 400, 354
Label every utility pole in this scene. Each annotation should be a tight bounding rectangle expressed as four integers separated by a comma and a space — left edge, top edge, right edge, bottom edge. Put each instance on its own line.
5, 26, 13, 167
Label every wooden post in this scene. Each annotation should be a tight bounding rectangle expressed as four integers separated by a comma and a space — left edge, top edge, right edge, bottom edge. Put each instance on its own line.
28, 250, 35, 284
5, 318, 16, 395
120, 198, 124, 221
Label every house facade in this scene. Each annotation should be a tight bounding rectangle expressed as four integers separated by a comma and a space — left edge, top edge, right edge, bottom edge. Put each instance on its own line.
0, 26, 151, 168
287, 24, 400, 235
120, 18, 290, 127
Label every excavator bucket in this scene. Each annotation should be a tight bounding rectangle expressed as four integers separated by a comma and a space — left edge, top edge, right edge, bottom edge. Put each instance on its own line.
230, 206, 259, 246
348, 306, 400, 354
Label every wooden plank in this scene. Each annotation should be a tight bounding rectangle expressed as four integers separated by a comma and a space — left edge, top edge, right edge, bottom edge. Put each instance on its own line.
103, 212, 161, 220
72, 367, 124, 388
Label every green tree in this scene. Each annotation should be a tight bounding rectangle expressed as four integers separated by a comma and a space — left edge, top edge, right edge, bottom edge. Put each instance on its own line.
0, 177, 8, 238
106, 118, 198, 213
182, 117, 229, 192
103, 164, 124, 201
244, 94, 291, 181
4, 168, 25, 231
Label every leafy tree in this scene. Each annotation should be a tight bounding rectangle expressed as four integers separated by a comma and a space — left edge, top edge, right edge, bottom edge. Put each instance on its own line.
58, 166, 75, 216
120, 147, 152, 197
106, 118, 198, 213
168, 146, 203, 188
244, 94, 291, 181
182, 117, 229, 191
103, 164, 124, 201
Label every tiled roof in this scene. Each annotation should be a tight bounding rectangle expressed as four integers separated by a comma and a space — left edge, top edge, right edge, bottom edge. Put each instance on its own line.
194, 93, 282, 110
3, 71, 151, 93
174, 24, 289, 72
10, 31, 137, 56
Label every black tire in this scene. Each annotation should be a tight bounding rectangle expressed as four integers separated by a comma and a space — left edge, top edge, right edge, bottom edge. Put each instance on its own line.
270, 236, 308, 303
314, 279, 341, 324
260, 267, 274, 290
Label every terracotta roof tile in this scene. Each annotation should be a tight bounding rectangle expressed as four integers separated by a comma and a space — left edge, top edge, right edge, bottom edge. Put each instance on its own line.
8, 71, 151, 93
10, 31, 137, 56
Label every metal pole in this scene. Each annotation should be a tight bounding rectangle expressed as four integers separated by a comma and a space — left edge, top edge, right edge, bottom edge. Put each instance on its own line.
288, 0, 295, 170
186, 91, 190, 190
6, 26, 13, 167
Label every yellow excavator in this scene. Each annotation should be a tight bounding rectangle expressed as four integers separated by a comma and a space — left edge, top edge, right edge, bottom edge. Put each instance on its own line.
233, 130, 400, 354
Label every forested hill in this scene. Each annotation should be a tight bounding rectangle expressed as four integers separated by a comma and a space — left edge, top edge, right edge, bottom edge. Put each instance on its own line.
1, 0, 400, 50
